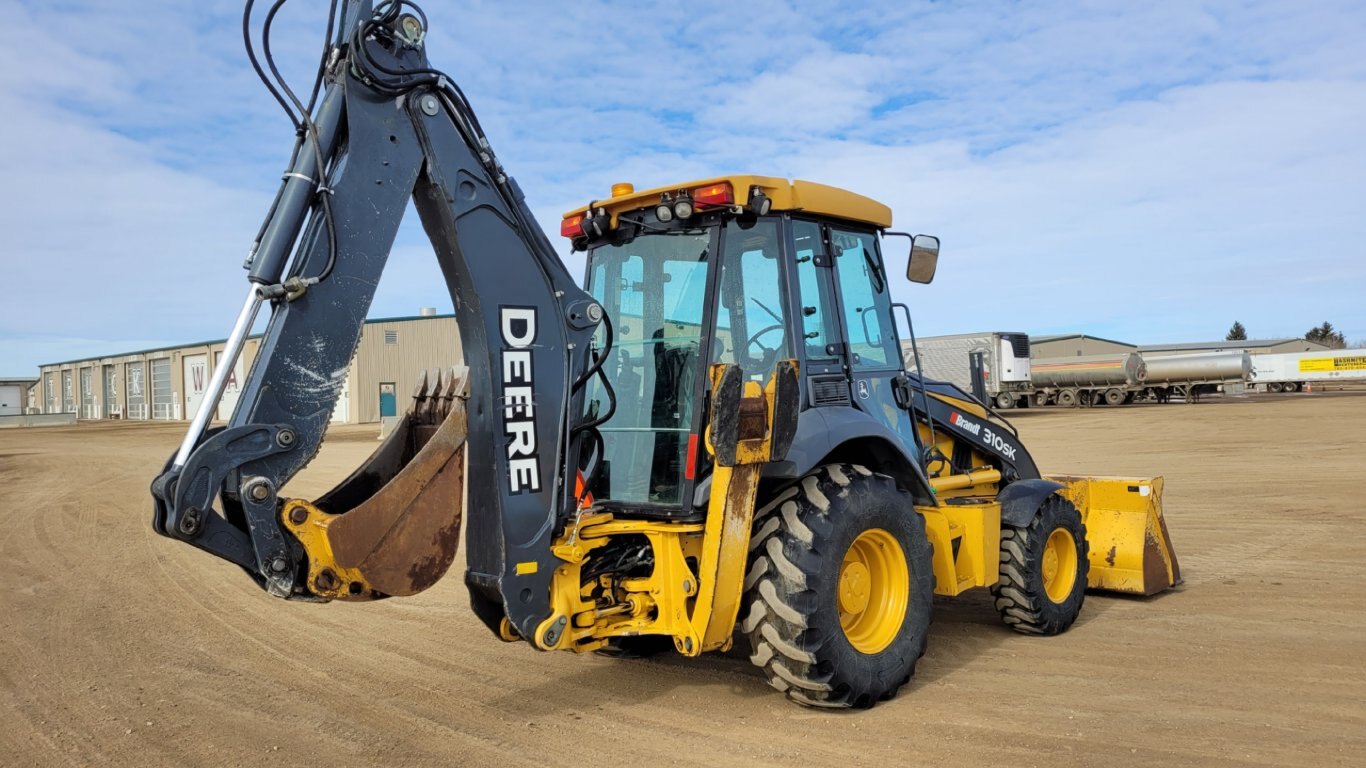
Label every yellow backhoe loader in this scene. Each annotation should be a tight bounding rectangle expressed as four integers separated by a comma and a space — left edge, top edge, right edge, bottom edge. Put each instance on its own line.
151, 0, 1179, 708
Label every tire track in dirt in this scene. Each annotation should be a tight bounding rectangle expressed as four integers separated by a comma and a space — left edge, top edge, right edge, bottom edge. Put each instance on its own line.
4, 399, 1366, 767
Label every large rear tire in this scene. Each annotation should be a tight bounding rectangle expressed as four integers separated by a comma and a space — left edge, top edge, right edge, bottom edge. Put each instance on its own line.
742, 463, 934, 708
991, 495, 1089, 635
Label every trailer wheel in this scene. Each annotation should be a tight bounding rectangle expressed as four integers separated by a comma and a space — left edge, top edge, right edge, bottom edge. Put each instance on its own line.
742, 463, 934, 708
995, 392, 1015, 410
992, 494, 1088, 635
1078, 390, 1095, 408
1284, 382, 1299, 393
1267, 383, 1282, 393
1033, 391, 1051, 407
1103, 388, 1125, 406
1056, 389, 1078, 407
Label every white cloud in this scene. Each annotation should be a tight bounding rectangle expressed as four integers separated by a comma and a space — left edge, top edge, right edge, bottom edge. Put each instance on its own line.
2, 0, 1365, 378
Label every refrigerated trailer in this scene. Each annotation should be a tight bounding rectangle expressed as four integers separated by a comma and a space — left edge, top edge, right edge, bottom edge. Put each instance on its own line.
1250, 350, 1366, 392
901, 331, 1032, 409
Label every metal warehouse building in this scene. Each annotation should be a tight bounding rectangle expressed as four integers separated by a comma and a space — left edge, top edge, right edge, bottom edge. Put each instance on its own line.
30, 312, 462, 425
1029, 334, 1137, 358
1031, 334, 1329, 359
1137, 338, 1329, 356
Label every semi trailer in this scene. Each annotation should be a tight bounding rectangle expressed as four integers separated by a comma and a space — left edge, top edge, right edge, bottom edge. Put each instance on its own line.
1137, 352, 1250, 402
900, 332, 1032, 409
1250, 350, 1366, 392
1027, 353, 1147, 407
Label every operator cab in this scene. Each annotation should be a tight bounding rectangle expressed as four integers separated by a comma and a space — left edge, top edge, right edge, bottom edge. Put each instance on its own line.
562, 176, 938, 519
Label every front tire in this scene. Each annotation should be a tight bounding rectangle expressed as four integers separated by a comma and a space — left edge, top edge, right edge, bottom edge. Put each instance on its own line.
742, 463, 934, 708
991, 495, 1089, 635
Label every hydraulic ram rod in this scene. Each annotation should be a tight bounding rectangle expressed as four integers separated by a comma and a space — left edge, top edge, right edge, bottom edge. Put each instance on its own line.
171, 285, 263, 468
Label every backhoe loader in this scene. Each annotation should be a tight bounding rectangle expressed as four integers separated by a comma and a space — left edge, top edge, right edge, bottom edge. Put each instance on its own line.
152, 0, 1180, 708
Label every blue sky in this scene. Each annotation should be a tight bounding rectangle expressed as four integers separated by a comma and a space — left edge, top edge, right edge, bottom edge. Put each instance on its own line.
2, 0, 1364, 376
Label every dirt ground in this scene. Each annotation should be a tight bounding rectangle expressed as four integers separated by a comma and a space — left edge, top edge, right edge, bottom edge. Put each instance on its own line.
2, 392, 1364, 767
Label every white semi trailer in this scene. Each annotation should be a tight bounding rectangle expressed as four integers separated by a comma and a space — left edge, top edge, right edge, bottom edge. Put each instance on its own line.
901, 331, 1032, 409
1250, 350, 1366, 392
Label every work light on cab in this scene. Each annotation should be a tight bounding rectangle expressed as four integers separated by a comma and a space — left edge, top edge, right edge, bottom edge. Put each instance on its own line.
654, 196, 674, 223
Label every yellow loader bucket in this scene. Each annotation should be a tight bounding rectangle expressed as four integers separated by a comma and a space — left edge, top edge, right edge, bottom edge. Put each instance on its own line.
1048, 476, 1182, 596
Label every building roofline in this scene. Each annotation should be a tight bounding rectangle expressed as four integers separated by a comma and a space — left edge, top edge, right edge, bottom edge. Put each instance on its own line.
1137, 338, 1323, 351
1030, 333, 1136, 348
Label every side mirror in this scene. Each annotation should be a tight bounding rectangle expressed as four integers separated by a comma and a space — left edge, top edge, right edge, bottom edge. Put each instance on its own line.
906, 234, 939, 284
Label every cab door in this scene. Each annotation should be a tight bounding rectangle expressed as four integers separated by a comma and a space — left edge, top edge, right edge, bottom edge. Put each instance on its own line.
791, 219, 917, 447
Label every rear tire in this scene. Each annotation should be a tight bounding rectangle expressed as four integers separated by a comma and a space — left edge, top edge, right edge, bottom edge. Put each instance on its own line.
742, 463, 934, 708
1056, 389, 1078, 407
991, 495, 1089, 636
1104, 388, 1125, 406
995, 391, 1015, 410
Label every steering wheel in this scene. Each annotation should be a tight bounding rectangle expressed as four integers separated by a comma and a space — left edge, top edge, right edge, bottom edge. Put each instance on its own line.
745, 324, 785, 370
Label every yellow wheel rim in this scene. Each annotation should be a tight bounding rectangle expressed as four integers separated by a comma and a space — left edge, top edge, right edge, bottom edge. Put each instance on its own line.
838, 529, 909, 654
1042, 528, 1079, 603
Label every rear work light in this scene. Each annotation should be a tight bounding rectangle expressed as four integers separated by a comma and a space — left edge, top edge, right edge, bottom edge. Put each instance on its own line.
692, 182, 734, 207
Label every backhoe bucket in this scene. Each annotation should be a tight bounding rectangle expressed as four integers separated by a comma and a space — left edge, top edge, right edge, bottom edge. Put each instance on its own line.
1048, 475, 1181, 596
281, 366, 469, 601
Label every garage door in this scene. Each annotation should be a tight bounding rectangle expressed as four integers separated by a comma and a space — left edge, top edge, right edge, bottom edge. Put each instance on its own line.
103, 365, 119, 418
183, 354, 209, 421
126, 362, 146, 420
215, 351, 246, 422
80, 368, 97, 418
150, 359, 173, 419
0, 384, 20, 416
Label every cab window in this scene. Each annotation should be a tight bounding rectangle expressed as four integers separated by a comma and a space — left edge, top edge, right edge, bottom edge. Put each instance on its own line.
831, 229, 897, 370
714, 219, 789, 380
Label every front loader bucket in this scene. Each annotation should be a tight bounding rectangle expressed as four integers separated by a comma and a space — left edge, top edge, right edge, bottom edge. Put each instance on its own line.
1048, 475, 1182, 596
281, 366, 469, 601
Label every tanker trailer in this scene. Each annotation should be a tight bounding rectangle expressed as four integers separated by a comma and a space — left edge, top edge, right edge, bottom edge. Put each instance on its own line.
1028, 353, 1146, 407
1137, 352, 1251, 403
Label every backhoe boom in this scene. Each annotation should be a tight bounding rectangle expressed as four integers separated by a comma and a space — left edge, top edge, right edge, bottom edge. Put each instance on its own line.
151, 0, 604, 642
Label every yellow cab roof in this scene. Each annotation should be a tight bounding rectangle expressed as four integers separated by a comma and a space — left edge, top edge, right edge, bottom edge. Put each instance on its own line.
562, 174, 892, 230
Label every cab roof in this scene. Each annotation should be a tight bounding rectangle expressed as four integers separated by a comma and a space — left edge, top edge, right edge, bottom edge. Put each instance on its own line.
562, 174, 892, 230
